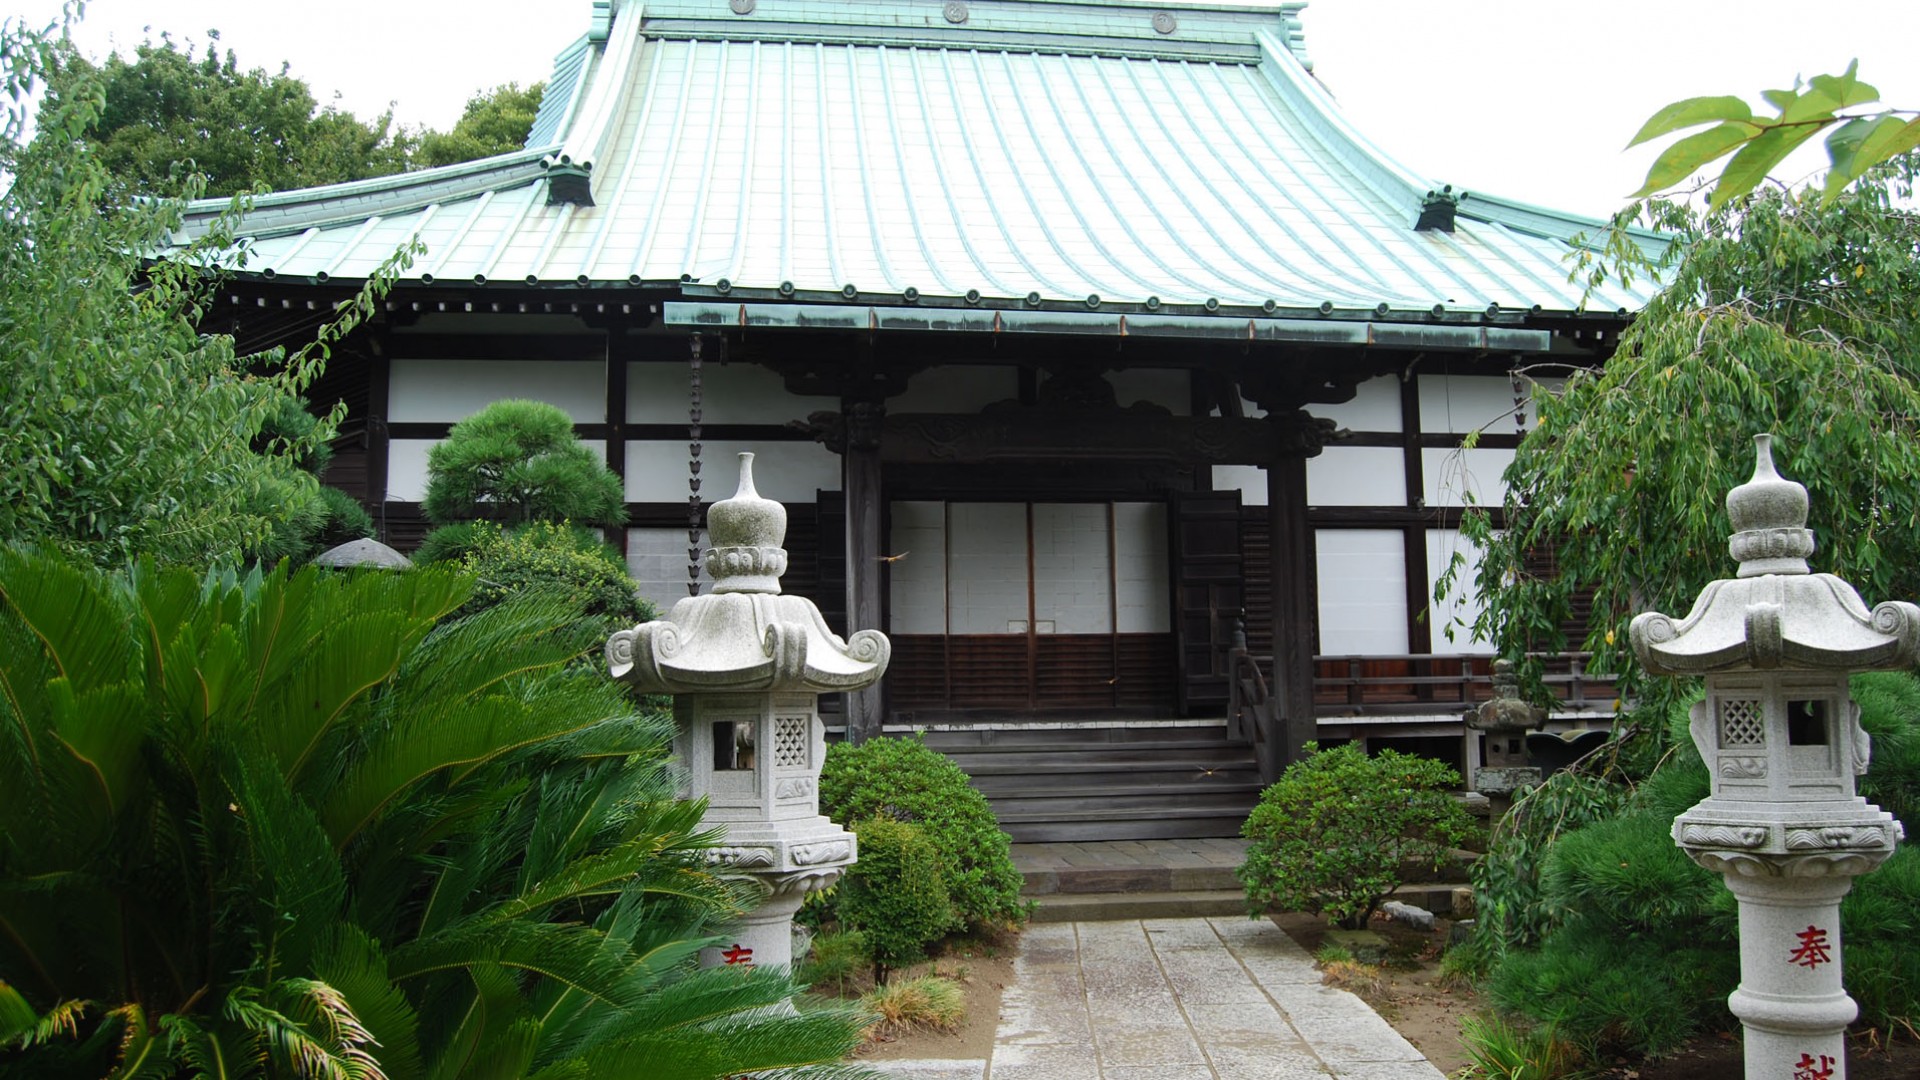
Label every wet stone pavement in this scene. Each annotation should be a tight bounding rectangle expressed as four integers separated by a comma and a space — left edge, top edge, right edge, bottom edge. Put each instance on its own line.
873, 916, 1445, 1080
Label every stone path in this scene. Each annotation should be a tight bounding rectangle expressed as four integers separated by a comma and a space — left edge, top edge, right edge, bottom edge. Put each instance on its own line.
872, 915, 1445, 1080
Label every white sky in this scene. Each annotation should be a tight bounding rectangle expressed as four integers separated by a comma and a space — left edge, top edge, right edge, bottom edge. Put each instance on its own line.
9, 0, 1920, 220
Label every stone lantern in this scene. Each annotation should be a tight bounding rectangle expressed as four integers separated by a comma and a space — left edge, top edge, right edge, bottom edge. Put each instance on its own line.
1629, 434, 1920, 1080
1466, 658, 1546, 812
607, 452, 890, 973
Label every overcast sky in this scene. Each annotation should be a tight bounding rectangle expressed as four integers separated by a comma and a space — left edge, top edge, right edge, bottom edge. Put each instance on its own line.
10, 0, 1920, 220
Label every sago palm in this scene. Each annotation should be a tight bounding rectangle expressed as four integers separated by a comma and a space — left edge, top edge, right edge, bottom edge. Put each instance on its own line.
0, 549, 874, 1079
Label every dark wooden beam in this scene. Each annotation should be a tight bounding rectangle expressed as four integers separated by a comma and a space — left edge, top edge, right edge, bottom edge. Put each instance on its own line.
1267, 450, 1316, 770
842, 399, 886, 744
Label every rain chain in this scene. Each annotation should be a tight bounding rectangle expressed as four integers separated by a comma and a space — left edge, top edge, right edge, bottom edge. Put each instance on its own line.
688, 335, 704, 596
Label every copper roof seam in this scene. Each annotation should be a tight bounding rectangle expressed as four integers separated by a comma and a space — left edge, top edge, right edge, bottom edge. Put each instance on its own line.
874, 46, 964, 297
529, 203, 579, 281
320, 215, 386, 280
475, 184, 545, 281
674, 43, 732, 283
906, 46, 1018, 297
1440, 220, 1585, 313
1245, 31, 1477, 302
578, 34, 667, 277
417, 190, 496, 281
401, 203, 445, 275
1220, 45, 1448, 305
1022, 51, 1186, 301
629, 40, 703, 283
815, 42, 848, 293
273, 227, 325, 270
1135, 56, 1383, 303
948, 48, 1079, 299
845, 46, 902, 294
779, 40, 795, 288
715, 40, 766, 284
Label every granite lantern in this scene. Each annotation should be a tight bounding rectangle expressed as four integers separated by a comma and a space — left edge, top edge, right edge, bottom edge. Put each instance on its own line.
607, 452, 890, 972
1466, 658, 1546, 812
1629, 434, 1920, 1080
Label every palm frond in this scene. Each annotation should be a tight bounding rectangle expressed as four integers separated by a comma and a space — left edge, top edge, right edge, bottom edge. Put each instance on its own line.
309, 928, 423, 1080
389, 922, 644, 1012
0, 548, 139, 696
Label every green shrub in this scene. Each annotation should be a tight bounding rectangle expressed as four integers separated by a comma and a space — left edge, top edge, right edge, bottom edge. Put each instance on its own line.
415, 519, 496, 564
1473, 769, 1630, 957
819, 735, 1026, 931
423, 399, 626, 528
839, 817, 958, 981
1238, 742, 1478, 930
457, 521, 651, 630
311, 485, 376, 552
1842, 844, 1920, 1035
1488, 923, 1735, 1057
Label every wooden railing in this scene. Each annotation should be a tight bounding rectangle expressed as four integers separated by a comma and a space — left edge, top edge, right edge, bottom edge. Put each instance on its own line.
1309, 652, 1614, 716
1226, 637, 1616, 783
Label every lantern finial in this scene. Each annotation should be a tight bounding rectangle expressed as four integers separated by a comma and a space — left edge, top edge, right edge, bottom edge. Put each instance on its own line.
1726, 433, 1813, 578
705, 451, 789, 593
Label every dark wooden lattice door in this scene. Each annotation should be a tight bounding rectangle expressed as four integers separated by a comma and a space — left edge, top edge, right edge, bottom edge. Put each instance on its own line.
1171, 490, 1243, 715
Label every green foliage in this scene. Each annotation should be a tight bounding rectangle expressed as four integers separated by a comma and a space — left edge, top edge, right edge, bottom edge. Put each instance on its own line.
415, 520, 495, 564
46, 31, 413, 196
0, 18, 409, 568
1840, 845, 1920, 1035
457, 520, 654, 635
1630, 62, 1920, 207
838, 818, 958, 982
1853, 671, 1920, 835
1473, 771, 1630, 956
1457, 1015, 1594, 1080
414, 81, 544, 168
0, 548, 873, 1079
819, 735, 1027, 932
1238, 742, 1478, 930
799, 931, 870, 996
312, 486, 378, 553
1446, 164, 1920, 716
423, 399, 628, 529
1482, 673, 1920, 1054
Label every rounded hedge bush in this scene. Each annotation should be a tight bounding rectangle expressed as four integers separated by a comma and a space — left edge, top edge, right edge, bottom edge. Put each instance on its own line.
839, 816, 957, 981
819, 735, 1026, 931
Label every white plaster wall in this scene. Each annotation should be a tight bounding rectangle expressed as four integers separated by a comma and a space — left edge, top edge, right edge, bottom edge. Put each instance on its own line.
387, 439, 439, 502
1307, 446, 1406, 507
1418, 373, 1528, 435
1314, 529, 1410, 656
1427, 528, 1495, 655
626, 361, 837, 424
1212, 465, 1268, 507
1114, 502, 1169, 633
388, 359, 606, 423
1102, 369, 1191, 415
888, 502, 948, 634
624, 441, 839, 502
1033, 504, 1113, 634
389, 438, 612, 502
1422, 446, 1515, 509
891, 366, 1019, 413
947, 503, 1029, 634
1305, 374, 1402, 432
627, 527, 709, 613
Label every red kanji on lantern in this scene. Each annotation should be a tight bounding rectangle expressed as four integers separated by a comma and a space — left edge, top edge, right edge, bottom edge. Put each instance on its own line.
1789, 926, 1832, 969
1793, 1052, 1836, 1080
721, 944, 753, 966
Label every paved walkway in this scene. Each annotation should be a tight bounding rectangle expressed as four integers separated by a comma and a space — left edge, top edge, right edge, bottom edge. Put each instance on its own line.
873, 915, 1445, 1080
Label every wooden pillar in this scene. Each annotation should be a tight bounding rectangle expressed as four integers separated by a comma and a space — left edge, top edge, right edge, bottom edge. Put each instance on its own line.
604, 326, 630, 557
1267, 441, 1317, 769
843, 401, 886, 743
367, 351, 392, 542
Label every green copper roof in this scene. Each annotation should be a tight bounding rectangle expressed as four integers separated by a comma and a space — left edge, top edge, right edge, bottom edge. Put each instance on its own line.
177, 0, 1656, 321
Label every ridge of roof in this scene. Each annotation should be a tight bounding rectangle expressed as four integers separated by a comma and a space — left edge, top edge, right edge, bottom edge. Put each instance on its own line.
629, 0, 1310, 66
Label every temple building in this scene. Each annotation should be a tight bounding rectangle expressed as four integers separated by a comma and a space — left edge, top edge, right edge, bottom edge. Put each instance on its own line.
178, 0, 1654, 840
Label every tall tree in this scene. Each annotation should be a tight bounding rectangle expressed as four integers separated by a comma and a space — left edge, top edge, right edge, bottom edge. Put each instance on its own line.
45, 30, 413, 195
1443, 158, 1920, 711
0, 15, 409, 566
414, 80, 544, 168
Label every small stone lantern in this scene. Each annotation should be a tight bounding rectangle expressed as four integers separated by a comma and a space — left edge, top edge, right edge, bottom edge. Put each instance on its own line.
607, 452, 890, 973
1466, 658, 1546, 812
1630, 434, 1920, 1080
